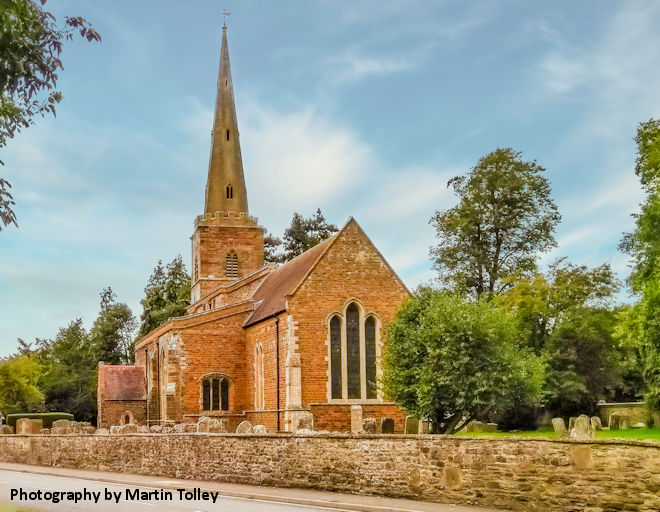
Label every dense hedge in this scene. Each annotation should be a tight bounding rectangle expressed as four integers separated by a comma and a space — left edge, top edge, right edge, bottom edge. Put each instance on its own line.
6, 413, 74, 428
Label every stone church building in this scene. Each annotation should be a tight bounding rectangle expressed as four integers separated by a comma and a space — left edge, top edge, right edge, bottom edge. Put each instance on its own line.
97, 26, 409, 432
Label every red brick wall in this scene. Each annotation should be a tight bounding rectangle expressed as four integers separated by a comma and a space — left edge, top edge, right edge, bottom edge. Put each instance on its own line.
289, 220, 410, 407
98, 400, 146, 429
192, 222, 264, 300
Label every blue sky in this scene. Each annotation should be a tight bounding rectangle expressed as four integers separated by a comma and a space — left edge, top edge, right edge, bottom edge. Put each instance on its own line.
1, 0, 659, 356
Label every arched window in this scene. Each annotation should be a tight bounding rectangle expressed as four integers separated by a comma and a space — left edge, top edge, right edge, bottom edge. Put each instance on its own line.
225, 250, 238, 278
365, 316, 377, 399
255, 344, 265, 410
226, 183, 233, 199
202, 375, 229, 412
328, 303, 381, 402
330, 316, 342, 399
346, 303, 360, 399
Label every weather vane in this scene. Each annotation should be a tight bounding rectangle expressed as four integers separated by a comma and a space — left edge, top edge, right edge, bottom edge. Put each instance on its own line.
221, 10, 231, 27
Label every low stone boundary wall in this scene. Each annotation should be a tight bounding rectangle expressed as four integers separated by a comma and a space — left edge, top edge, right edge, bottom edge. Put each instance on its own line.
0, 433, 658, 511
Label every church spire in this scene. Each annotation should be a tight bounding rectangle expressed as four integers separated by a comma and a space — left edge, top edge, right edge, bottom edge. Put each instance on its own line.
204, 23, 249, 215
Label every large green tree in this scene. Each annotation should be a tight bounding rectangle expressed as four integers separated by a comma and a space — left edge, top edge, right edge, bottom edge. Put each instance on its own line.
0, 0, 100, 231
0, 353, 44, 414
618, 118, 660, 412
90, 287, 137, 364
430, 148, 561, 298
265, 208, 338, 263
383, 288, 545, 433
497, 261, 639, 421
138, 256, 190, 337
36, 319, 100, 422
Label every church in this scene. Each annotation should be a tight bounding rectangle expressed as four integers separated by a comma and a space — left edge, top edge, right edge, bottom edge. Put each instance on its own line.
97, 25, 410, 433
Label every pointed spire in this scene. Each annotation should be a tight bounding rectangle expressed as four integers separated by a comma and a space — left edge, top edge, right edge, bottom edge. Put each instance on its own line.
204, 23, 249, 216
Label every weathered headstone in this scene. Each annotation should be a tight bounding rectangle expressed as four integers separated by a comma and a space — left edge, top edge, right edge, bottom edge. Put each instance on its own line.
465, 420, 487, 433
350, 405, 363, 434
196, 416, 213, 433
252, 424, 268, 434
236, 420, 252, 434
419, 419, 431, 434
405, 416, 419, 434
161, 426, 174, 434
590, 417, 602, 431
570, 414, 595, 440
609, 413, 630, 430
486, 423, 498, 432
149, 425, 163, 433
0, 425, 14, 435
552, 417, 567, 435
209, 419, 226, 433
361, 417, 377, 434
381, 417, 395, 434
16, 418, 42, 435
120, 423, 138, 434
568, 417, 577, 432
95, 428, 109, 435
109, 426, 121, 435
293, 411, 314, 432
137, 425, 149, 433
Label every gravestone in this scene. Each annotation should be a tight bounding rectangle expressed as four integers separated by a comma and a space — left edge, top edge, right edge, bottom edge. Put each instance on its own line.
236, 420, 253, 434
350, 405, 363, 434
552, 417, 568, 435
362, 418, 377, 434
120, 423, 138, 434
381, 417, 395, 434
570, 414, 595, 440
252, 424, 268, 434
465, 420, 486, 433
590, 416, 602, 431
568, 417, 577, 432
293, 411, 314, 432
17, 418, 42, 435
405, 416, 419, 434
609, 413, 630, 430
1, 425, 14, 435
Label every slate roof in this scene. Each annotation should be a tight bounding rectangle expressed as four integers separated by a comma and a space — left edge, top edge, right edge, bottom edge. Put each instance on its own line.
245, 234, 337, 326
100, 365, 146, 401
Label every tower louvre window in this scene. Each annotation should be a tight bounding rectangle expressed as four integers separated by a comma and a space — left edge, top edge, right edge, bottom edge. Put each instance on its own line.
226, 184, 233, 199
225, 250, 238, 278
226, 129, 230, 141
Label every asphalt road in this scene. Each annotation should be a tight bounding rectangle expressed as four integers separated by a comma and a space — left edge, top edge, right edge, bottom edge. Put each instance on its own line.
0, 470, 352, 512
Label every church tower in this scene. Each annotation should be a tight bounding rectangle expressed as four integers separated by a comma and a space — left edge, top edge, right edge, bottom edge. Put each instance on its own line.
190, 24, 264, 304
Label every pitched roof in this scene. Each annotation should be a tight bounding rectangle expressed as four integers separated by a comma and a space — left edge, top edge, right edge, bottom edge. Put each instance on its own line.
100, 365, 146, 401
245, 234, 337, 326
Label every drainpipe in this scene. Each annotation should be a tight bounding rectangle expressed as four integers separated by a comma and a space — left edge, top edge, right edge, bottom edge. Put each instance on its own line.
145, 347, 149, 426
156, 341, 161, 425
275, 317, 280, 432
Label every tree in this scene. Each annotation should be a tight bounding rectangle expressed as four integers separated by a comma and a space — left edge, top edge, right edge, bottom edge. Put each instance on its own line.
138, 256, 191, 337
37, 319, 99, 422
497, 261, 636, 419
90, 287, 137, 364
265, 208, 338, 263
617, 119, 660, 412
0, 354, 44, 414
383, 288, 545, 433
430, 148, 561, 298
0, 0, 101, 231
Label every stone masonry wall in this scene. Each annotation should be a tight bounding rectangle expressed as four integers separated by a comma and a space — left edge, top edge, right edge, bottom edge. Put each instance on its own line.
0, 434, 658, 512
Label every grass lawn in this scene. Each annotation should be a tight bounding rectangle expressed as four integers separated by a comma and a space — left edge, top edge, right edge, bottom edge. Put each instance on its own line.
455, 427, 660, 441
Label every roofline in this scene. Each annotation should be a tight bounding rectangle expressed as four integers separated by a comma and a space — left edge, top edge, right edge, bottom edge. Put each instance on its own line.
288, 216, 410, 297
188, 264, 274, 310
134, 298, 255, 351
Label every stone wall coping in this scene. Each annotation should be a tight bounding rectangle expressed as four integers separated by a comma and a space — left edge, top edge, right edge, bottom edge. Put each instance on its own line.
5, 432, 659, 448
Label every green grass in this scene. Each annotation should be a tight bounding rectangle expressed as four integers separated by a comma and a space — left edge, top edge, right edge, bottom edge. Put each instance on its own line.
454, 427, 660, 441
